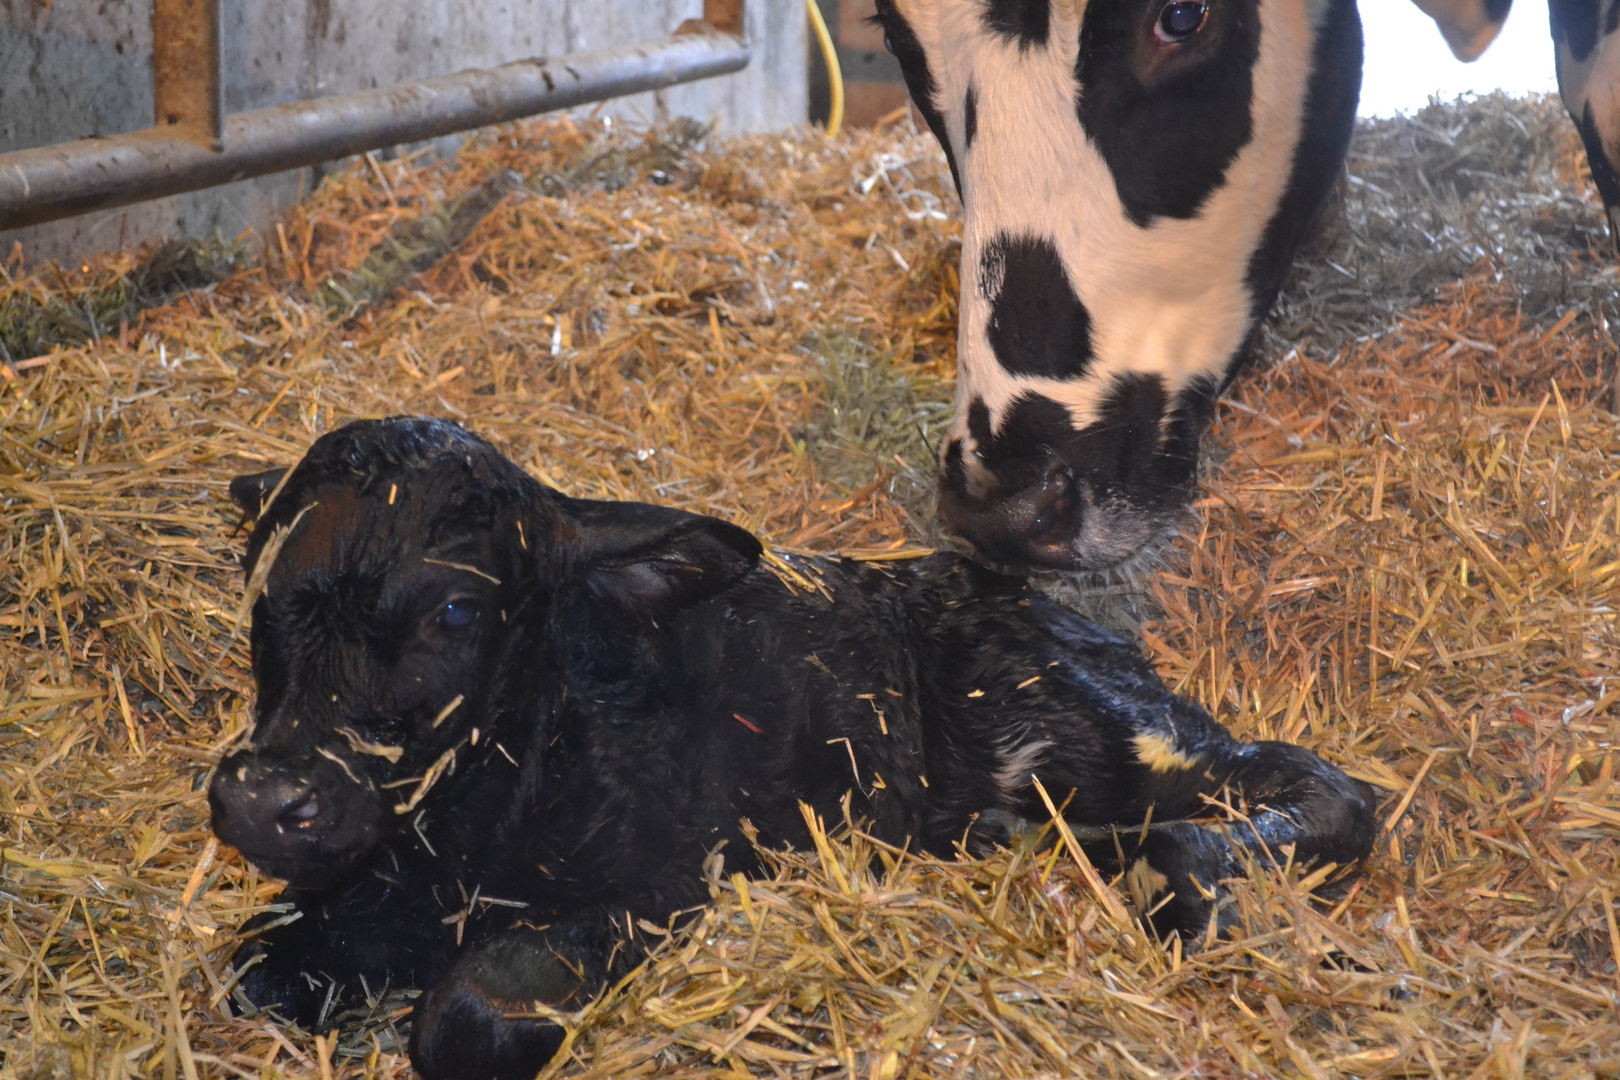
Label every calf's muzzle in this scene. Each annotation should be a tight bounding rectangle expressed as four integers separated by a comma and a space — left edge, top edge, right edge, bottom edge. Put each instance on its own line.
210, 748, 385, 889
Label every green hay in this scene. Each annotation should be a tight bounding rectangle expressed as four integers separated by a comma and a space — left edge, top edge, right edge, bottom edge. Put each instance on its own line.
0, 235, 249, 365
799, 331, 950, 537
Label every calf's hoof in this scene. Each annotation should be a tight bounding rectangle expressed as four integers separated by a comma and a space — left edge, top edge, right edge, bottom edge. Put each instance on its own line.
410, 932, 590, 1080
962, 808, 1031, 856
1124, 823, 1241, 944
226, 921, 330, 1025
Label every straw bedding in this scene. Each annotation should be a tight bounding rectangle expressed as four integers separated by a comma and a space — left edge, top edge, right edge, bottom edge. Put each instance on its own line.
2, 95, 1619, 1078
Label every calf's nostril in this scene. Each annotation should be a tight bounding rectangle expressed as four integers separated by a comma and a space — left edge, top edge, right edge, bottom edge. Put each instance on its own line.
278, 793, 321, 831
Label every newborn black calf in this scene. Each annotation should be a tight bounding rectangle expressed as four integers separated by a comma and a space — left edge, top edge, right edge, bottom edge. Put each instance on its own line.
210, 416, 1374, 1080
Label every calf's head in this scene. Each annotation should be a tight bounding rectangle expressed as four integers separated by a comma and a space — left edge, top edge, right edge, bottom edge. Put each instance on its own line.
209, 417, 760, 890
873, 0, 1361, 569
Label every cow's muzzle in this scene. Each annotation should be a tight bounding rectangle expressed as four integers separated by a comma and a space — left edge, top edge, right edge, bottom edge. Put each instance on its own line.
939, 457, 1157, 573
209, 748, 385, 889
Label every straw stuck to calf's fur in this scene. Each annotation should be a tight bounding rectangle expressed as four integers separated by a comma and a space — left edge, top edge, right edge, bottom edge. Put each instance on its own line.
209, 416, 1375, 1080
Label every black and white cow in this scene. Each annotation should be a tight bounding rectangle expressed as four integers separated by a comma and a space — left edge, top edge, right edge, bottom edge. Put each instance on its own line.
871, 0, 1618, 573
1550, 0, 1620, 228
209, 416, 1375, 1080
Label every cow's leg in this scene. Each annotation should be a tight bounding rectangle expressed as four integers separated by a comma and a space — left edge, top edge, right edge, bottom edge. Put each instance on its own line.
1552, 0, 1620, 252
410, 917, 628, 1080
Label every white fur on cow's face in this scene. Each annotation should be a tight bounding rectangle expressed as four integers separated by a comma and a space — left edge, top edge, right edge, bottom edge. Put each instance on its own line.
1408, 0, 1508, 61
892, 0, 1317, 451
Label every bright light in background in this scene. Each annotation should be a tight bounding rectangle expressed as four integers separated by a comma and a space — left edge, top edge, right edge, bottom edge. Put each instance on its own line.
1358, 0, 1560, 116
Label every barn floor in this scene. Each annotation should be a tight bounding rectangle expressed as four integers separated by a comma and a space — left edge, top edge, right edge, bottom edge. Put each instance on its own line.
3, 97, 1620, 1078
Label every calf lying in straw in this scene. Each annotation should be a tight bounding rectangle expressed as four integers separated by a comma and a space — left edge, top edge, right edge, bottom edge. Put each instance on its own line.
209, 416, 1375, 1080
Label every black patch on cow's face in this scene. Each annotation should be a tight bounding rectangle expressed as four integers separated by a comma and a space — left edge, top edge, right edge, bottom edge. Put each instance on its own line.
984, 0, 1051, 47
981, 234, 1094, 380
940, 377, 1211, 570
873, 0, 963, 197
1242, 0, 1361, 356
963, 83, 979, 152
1075, 0, 1261, 225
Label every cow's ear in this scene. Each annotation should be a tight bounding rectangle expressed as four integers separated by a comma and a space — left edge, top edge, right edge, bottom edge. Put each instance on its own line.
229, 468, 287, 518
569, 501, 763, 612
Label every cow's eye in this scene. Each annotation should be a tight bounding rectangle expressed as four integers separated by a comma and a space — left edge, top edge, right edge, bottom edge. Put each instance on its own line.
883, 32, 895, 54
437, 599, 481, 631
1155, 0, 1207, 42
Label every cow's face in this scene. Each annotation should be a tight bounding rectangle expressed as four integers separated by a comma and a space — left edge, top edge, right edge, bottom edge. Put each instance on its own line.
209, 418, 761, 890
874, 0, 1361, 569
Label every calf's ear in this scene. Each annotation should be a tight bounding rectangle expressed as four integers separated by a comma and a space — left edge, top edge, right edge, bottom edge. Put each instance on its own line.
229, 468, 288, 518
569, 501, 763, 612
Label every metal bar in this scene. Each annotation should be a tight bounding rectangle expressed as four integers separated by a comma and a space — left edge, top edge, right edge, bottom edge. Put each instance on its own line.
151, 0, 223, 147
0, 25, 748, 232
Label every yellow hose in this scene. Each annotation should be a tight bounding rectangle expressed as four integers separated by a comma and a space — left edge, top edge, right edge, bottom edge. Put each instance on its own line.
805, 0, 845, 139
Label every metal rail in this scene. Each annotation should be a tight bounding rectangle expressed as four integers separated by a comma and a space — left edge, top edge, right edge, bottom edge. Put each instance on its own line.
0, 1, 748, 232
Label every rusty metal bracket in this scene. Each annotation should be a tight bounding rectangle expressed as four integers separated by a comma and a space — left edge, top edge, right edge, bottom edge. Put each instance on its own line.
151, 0, 224, 149
698, 0, 746, 36
0, 5, 748, 232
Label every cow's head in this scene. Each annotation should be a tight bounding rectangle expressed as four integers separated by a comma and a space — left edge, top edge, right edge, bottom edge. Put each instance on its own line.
208, 417, 760, 890
873, 0, 1362, 570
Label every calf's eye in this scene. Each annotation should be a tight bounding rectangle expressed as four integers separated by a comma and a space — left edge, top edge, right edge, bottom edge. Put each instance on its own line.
1155, 0, 1207, 42
437, 599, 481, 631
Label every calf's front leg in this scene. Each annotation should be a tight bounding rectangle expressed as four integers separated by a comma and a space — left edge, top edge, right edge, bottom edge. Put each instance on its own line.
231, 872, 455, 1025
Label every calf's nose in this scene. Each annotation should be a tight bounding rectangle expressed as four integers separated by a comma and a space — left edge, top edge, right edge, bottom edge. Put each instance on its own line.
209, 752, 324, 851
208, 748, 385, 887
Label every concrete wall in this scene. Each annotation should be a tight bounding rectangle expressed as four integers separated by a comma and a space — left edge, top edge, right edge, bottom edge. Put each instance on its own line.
0, 0, 806, 267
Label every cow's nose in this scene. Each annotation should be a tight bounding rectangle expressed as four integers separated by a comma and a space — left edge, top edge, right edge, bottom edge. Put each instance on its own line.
940, 456, 1096, 572
280, 791, 321, 829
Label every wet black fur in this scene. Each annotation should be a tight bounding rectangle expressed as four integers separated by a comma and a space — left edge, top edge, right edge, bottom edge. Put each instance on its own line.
212, 417, 1375, 1080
